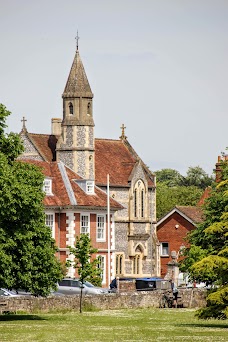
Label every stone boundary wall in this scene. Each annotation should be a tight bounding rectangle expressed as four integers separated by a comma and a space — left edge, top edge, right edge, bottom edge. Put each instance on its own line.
0, 289, 207, 314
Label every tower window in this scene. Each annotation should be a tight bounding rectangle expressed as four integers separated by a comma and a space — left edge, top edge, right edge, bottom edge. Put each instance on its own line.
87, 102, 91, 116
69, 102, 73, 115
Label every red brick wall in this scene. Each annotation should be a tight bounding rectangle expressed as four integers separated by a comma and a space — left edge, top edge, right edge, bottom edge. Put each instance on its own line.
157, 212, 195, 277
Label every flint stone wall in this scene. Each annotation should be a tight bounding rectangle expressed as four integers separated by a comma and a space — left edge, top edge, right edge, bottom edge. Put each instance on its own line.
0, 289, 207, 313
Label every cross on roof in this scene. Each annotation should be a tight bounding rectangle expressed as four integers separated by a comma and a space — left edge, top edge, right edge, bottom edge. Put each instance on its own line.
120, 123, 127, 140
21, 116, 27, 132
75, 31, 80, 51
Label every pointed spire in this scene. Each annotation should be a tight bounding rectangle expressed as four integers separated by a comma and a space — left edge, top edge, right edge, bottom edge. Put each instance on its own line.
63, 36, 93, 98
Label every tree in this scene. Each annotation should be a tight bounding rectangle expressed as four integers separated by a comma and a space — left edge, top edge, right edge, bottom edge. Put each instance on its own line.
156, 183, 203, 220
68, 234, 102, 313
184, 166, 214, 189
0, 104, 63, 296
180, 155, 228, 319
155, 168, 184, 187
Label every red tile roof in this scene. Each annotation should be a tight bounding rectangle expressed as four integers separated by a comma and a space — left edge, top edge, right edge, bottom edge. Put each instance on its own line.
27, 133, 57, 162
95, 139, 136, 186
20, 132, 155, 188
175, 206, 203, 223
19, 159, 123, 210
157, 205, 204, 226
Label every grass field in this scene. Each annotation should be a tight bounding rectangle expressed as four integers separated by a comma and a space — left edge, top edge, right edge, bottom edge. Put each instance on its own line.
0, 308, 227, 342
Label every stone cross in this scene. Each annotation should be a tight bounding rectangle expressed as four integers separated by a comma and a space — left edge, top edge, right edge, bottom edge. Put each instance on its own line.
120, 123, 127, 140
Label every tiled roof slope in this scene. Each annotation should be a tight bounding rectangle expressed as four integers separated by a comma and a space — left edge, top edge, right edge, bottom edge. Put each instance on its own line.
19, 159, 123, 210
95, 138, 155, 187
27, 133, 57, 162
197, 187, 211, 206
175, 206, 203, 223
21, 133, 155, 188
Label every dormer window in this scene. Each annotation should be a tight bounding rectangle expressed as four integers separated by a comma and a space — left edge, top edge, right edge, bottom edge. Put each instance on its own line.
43, 179, 53, 195
69, 102, 73, 115
74, 179, 94, 194
86, 181, 94, 194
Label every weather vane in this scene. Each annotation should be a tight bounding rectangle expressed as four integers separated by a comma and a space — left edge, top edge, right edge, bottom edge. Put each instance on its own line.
75, 31, 80, 51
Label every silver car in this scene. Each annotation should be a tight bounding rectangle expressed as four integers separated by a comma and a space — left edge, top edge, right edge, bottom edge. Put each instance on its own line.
57, 278, 108, 295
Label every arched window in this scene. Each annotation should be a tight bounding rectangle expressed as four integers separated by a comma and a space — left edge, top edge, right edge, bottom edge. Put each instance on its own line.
133, 255, 140, 274
132, 245, 143, 275
134, 189, 137, 217
141, 189, 144, 218
116, 254, 124, 275
133, 179, 145, 218
69, 102, 73, 115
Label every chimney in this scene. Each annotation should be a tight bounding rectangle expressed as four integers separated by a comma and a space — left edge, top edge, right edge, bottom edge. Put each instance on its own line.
51, 118, 62, 136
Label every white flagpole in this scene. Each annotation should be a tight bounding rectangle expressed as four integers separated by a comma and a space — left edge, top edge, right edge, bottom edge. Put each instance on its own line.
107, 174, 111, 286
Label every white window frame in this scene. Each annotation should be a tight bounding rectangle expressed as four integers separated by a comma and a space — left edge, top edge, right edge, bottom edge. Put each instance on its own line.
43, 178, 53, 196
45, 213, 55, 238
97, 255, 106, 284
96, 215, 106, 242
80, 214, 90, 235
86, 181, 94, 194
161, 242, 169, 256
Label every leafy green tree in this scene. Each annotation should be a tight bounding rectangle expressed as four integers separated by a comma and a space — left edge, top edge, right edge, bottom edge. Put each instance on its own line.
156, 183, 203, 219
181, 156, 228, 319
69, 234, 102, 313
155, 168, 184, 187
0, 104, 63, 296
184, 166, 214, 189
0, 104, 24, 162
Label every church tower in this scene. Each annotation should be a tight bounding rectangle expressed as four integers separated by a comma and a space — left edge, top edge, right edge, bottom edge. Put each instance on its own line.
56, 37, 95, 179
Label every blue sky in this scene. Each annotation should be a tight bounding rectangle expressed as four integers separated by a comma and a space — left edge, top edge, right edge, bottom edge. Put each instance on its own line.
0, 0, 227, 176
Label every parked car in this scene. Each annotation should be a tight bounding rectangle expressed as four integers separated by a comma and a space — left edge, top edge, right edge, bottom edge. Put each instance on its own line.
57, 278, 108, 295
0, 288, 21, 297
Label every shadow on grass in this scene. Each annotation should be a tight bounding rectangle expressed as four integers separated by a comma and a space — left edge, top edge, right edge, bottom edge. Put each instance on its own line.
0, 314, 46, 321
178, 323, 228, 330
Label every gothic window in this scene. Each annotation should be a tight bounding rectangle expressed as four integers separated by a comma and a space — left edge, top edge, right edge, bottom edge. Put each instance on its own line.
116, 254, 124, 275
69, 102, 73, 115
132, 245, 143, 275
134, 189, 137, 217
133, 255, 140, 275
141, 189, 144, 217
133, 179, 145, 218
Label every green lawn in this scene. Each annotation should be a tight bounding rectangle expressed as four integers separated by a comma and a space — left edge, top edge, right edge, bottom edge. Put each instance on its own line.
0, 308, 227, 342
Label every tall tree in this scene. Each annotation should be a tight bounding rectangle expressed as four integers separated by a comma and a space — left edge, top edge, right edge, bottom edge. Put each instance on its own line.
180, 155, 228, 319
184, 166, 214, 189
156, 183, 203, 220
0, 104, 63, 296
69, 234, 102, 313
155, 168, 184, 187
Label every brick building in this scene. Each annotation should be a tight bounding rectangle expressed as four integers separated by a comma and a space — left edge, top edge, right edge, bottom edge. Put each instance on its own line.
19, 42, 159, 285
156, 206, 203, 277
